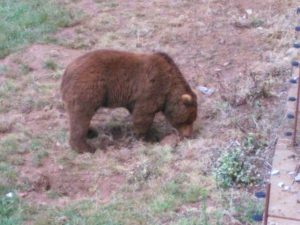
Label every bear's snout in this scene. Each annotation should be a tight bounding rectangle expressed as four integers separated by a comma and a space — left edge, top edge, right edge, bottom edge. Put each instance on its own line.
178, 124, 193, 138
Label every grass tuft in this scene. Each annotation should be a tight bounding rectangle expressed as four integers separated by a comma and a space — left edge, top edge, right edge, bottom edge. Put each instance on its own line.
43, 59, 58, 71
0, 194, 22, 225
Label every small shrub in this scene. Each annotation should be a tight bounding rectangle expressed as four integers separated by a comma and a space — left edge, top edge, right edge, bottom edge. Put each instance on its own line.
19, 64, 32, 75
214, 134, 265, 188
250, 18, 264, 28
43, 59, 58, 71
32, 150, 49, 167
0, 80, 17, 98
150, 195, 176, 213
222, 192, 264, 224
234, 196, 263, 224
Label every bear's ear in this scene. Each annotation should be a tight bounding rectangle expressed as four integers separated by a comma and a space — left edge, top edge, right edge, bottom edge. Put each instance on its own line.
181, 94, 192, 105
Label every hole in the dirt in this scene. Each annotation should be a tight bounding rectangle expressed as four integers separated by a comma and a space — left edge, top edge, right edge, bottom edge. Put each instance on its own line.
108, 125, 124, 139
87, 128, 98, 139
30, 174, 51, 192
91, 108, 175, 148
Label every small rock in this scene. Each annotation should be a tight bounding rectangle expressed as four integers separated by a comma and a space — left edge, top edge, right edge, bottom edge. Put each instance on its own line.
277, 182, 284, 188
255, 191, 266, 198
206, 206, 215, 213
219, 38, 225, 44
18, 192, 28, 198
223, 62, 230, 66
295, 173, 300, 182
297, 193, 300, 203
288, 155, 297, 160
288, 171, 295, 175
160, 134, 179, 148
49, 50, 60, 57
283, 186, 290, 191
246, 9, 253, 15
233, 20, 252, 29
5, 192, 14, 198
252, 214, 263, 222
286, 48, 298, 58
136, 43, 142, 48
197, 86, 215, 96
117, 148, 132, 162
271, 169, 280, 175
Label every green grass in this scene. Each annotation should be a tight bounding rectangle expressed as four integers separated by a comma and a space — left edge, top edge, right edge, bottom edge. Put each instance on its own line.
0, 80, 18, 98
0, 0, 76, 58
233, 194, 264, 224
43, 59, 58, 71
0, 162, 18, 194
0, 134, 25, 161
0, 194, 23, 225
0, 193, 40, 225
0, 64, 8, 75
22, 177, 209, 225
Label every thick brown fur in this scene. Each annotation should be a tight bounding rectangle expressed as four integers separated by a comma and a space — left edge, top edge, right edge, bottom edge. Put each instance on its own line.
61, 50, 197, 153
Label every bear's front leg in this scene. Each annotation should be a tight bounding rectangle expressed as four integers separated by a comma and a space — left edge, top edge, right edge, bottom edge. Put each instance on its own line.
68, 110, 96, 153
132, 106, 155, 139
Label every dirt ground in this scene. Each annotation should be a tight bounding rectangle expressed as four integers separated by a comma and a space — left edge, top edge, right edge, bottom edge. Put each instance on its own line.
0, 0, 299, 224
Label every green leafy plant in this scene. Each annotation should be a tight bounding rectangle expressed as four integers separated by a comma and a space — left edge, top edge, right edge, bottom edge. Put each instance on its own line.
214, 134, 265, 188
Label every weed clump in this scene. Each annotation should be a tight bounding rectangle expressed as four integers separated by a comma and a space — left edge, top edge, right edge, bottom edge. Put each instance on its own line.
214, 134, 266, 188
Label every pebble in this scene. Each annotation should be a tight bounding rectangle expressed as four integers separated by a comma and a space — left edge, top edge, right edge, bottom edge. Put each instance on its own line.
18, 192, 28, 198
223, 62, 230, 66
252, 214, 263, 222
271, 169, 280, 175
160, 134, 179, 148
283, 186, 290, 191
246, 9, 253, 15
6, 192, 14, 198
285, 48, 298, 58
277, 182, 284, 188
197, 86, 215, 96
295, 173, 300, 182
255, 191, 266, 198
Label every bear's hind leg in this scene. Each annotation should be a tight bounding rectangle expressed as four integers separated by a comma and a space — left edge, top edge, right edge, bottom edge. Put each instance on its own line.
68, 110, 96, 153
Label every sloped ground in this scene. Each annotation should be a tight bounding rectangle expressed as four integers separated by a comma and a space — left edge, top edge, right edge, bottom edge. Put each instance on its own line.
0, 0, 299, 224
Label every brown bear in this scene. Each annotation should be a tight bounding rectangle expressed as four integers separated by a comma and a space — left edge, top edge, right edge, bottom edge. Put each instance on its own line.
61, 50, 197, 153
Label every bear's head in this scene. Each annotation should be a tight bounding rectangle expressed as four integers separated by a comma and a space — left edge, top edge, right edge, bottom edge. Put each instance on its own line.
164, 91, 197, 138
